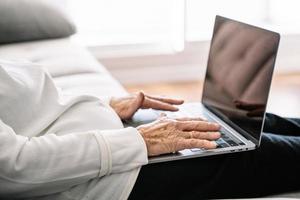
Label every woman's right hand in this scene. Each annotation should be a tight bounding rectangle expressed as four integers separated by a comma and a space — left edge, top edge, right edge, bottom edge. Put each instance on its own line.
137, 115, 221, 156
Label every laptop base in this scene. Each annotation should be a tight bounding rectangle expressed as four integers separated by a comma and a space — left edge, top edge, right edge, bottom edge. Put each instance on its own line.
124, 103, 256, 164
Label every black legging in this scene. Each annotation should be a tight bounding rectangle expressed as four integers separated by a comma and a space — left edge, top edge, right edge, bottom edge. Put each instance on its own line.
129, 113, 300, 200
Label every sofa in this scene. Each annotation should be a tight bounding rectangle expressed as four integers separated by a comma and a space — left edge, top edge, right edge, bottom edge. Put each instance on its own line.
0, 38, 127, 100
0, 1, 299, 199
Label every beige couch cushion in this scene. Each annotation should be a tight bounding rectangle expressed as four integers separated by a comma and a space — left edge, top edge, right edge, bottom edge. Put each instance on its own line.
0, 38, 127, 98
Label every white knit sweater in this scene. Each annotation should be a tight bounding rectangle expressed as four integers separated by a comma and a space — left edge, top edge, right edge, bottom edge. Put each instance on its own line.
0, 60, 148, 200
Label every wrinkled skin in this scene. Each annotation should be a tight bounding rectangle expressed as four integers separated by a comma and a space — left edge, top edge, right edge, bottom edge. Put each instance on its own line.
110, 91, 221, 156
138, 115, 221, 156
110, 91, 183, 120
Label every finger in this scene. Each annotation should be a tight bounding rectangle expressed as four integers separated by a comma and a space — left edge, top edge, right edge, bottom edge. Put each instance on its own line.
178, 139, 217, 150
177, 121, 220, 131
181, 131, 221, 140
175, 117, 207, 121
145, 94, 184, 105
135, 91, 145, 107
142, 98, 179, 111
123, 92, 144, 119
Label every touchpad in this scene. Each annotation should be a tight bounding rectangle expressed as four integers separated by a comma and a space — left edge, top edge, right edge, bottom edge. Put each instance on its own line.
123, 109, 160, 127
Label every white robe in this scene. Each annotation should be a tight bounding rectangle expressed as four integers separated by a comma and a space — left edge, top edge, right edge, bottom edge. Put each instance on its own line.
0, 60, 148, 200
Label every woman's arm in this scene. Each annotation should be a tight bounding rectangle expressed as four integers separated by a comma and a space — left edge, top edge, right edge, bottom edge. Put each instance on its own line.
0, 120, 147, 198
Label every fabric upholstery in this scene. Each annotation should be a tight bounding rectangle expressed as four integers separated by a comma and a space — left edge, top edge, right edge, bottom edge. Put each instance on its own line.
0, 38, 127, 98
0, 0, 75, 44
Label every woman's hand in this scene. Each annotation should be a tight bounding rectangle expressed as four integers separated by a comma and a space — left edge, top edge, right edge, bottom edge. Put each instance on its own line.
137, 115, 221, 156
110, 91, 184, 120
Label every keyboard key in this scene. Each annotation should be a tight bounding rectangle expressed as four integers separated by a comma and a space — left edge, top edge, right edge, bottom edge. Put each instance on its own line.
216, 138, 229, 148
190, 148, 203, 152
217, 143, 230, 148
220, 131, 226, 136
227, 140, 238, 146
221, 134, 230, 139
216, 138, 226, 144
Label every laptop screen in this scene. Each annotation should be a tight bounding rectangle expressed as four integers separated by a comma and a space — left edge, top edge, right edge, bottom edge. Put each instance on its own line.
202, 16, 280, 144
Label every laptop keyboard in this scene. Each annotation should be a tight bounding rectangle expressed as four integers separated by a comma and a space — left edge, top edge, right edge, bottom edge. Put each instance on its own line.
152, 106, 245, 151
216, 129, 244, 148
190, 129, 244, 152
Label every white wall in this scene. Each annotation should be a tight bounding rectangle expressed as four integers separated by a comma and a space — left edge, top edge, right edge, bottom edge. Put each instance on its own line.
92, 34, 300, 84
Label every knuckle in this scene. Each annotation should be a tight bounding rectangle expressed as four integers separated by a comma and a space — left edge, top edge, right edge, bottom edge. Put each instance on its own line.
170, 121, 177, 128
190, 139, 198, 147
198, 140, 207, 147
193, 132, 202, 139
173, 121, 180, 128
203, 122, 210, 129
202, 122, 212, 130
192, 122, 199, 129
176, 139, 186, 149
175, 121, 184, 130
204, 132, 211, 138
190, 131, 195, 138
165, 120, 173, 127
192, 131, 200, 138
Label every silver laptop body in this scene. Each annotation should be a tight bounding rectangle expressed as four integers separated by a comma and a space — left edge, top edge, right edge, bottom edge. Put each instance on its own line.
125, 15, 280, 164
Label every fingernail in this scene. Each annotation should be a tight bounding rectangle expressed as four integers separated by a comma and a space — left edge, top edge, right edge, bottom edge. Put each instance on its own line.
172, 107, 179, 111
213, 123, 221, 129
211, 141, 217, 148
214, 132, 221, 138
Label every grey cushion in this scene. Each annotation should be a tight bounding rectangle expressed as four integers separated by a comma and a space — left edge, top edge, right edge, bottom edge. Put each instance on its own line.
0, 0, 76, 44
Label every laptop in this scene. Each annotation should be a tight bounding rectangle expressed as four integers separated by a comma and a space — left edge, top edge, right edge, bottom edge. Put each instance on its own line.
124, 15, 280, 164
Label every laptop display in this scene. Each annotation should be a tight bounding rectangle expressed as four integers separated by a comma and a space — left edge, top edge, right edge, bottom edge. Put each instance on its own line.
202, 16, 280, 144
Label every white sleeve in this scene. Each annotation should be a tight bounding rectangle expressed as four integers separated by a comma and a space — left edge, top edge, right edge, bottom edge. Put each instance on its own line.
95, 127, 148, 176
0, 59, 148, 198
100, 96, 112, 105
0, 121, 148, 198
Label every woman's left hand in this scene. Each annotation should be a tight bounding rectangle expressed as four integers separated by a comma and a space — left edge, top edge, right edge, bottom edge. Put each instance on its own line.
110, 91, 184, 120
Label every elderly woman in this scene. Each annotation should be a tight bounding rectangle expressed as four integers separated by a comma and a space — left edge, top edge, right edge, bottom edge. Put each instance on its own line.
1, 60, 300, 200
0, 59, 220, 199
